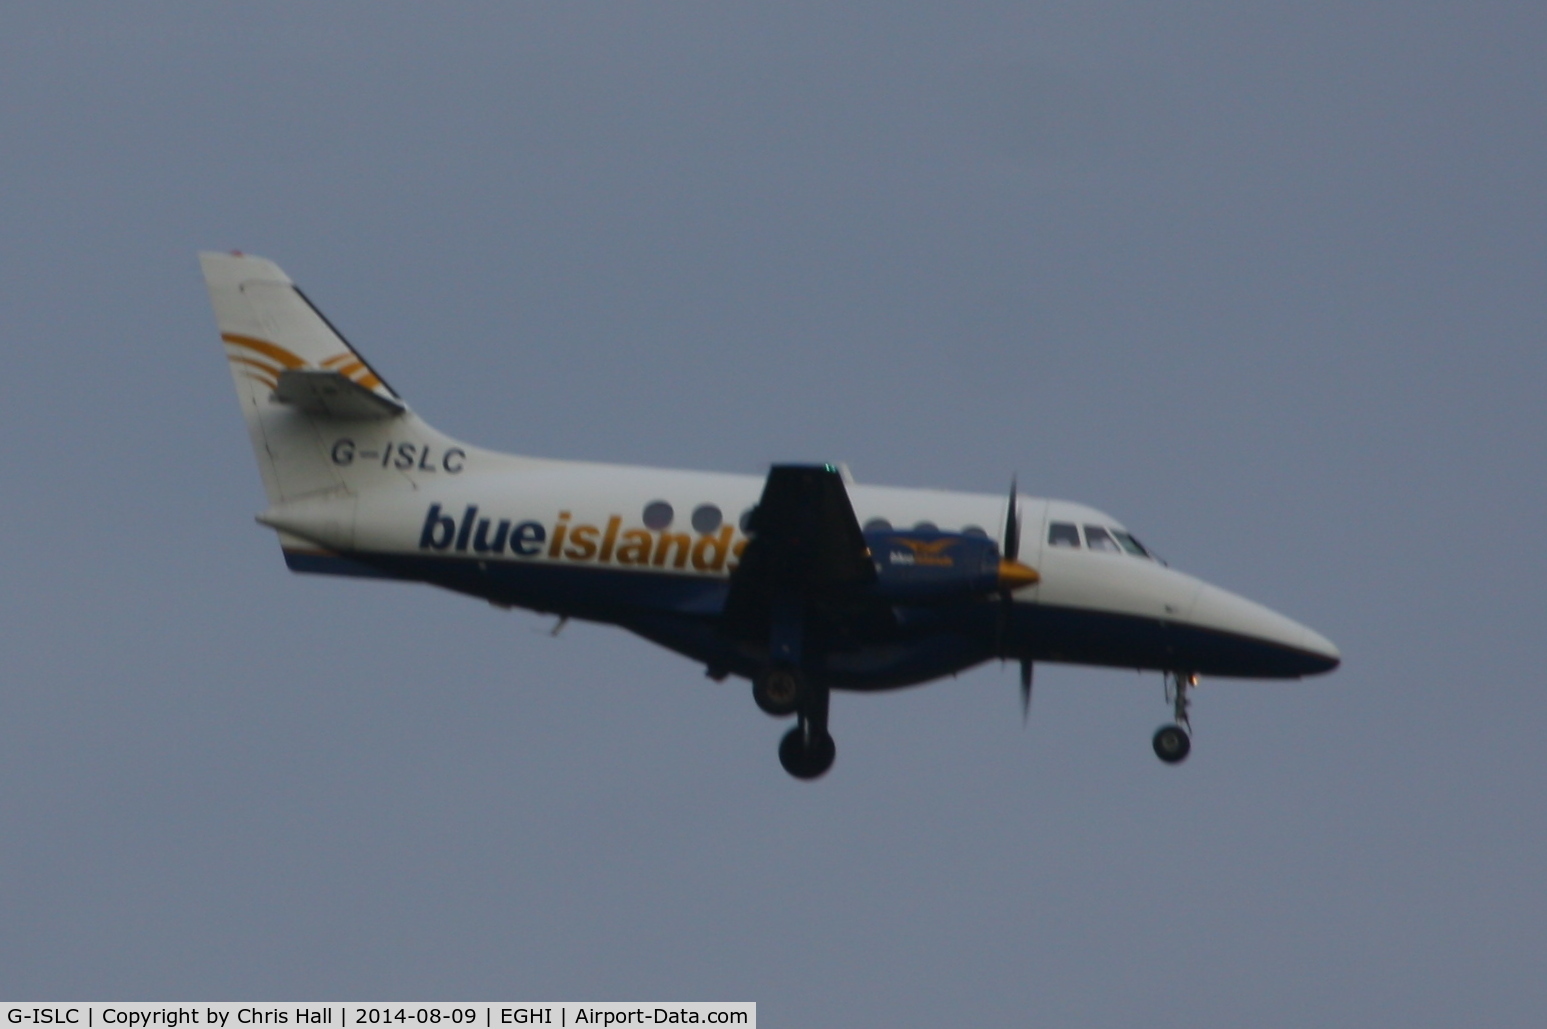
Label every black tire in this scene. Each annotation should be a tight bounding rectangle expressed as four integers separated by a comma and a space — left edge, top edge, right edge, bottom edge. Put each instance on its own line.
1152, 724, 1191, 764
779, 725, 836, 780
753, 666, 804, 717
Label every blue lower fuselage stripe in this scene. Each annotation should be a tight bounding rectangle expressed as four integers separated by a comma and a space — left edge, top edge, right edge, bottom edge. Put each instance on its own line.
282, 548, 1337, 684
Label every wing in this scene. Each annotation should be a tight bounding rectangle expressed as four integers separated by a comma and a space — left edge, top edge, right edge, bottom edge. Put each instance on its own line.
721, 464, 879, 638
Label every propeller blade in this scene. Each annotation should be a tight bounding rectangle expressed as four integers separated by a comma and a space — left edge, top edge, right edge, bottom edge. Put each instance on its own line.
1003, 477, 1020, 561
1019, 659, 1033, 723
996, 476, 1022, 660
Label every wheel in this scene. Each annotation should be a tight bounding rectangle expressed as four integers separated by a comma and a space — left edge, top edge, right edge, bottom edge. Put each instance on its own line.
779, 725, 836, 780
753, 666, 804, 716
1152, 723, 1191, 764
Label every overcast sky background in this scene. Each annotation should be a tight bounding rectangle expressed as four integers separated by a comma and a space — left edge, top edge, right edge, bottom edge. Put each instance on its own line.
0, 3, 1543, 1025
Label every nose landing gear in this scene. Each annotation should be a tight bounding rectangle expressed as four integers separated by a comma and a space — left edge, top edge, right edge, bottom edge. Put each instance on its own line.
1153, 671, 1196, 765
1152, 723, 1191, 763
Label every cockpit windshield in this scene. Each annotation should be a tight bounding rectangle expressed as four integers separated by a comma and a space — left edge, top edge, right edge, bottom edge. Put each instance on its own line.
1049, 520, 1155, 560
1111, 530, 1150, 557
1084, 525, 1122, 553
1048, 522, 1081, 547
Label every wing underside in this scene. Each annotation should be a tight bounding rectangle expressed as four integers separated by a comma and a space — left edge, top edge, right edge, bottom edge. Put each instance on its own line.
721, 464, 882, 639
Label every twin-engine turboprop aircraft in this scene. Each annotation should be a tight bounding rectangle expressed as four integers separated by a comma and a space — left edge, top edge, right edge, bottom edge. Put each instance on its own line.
201, 251, 1340, 780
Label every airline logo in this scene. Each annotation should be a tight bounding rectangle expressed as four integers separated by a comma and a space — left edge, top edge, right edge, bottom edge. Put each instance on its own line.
222, 333, 386, 393
419, 504, 748, 574
884, 536, 958, 567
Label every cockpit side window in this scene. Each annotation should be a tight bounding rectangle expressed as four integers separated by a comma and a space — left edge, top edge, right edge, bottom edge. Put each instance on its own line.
1112, 530, 1149, 557
1084, 525, 1121, 553
1048, 522, 1081, 548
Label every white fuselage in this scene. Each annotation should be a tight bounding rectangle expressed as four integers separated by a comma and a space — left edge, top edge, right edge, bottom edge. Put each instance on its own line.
261, 434, 1340, 688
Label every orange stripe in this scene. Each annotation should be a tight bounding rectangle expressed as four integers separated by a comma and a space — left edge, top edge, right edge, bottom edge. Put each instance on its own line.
324, 351, 385, 391
228, 354, 282, 377
239, 370, 279, 390
222, 333, 305, 369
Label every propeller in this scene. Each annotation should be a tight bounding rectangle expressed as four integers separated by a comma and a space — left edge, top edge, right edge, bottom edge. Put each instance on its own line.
1020, 658, 1033, 722
994, 478, 1017, 656
1003, 476, 1020, 564
996, 478, 1037, 723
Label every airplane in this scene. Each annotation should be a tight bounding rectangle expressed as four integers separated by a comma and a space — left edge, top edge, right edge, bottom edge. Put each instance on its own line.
200, 251, 1340, 780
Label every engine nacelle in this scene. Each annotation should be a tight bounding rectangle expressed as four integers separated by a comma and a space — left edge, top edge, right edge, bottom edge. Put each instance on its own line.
864, 529, 1037, 603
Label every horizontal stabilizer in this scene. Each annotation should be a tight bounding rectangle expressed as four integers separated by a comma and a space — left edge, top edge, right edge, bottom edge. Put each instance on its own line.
272, 368, 405, 420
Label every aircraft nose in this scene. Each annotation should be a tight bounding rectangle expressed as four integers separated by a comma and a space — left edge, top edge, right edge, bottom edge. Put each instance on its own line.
1188, 583, 1341, 677
1299, 625, 1342, 670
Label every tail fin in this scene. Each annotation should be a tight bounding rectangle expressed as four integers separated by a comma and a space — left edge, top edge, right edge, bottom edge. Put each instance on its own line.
201, 251, 419, 505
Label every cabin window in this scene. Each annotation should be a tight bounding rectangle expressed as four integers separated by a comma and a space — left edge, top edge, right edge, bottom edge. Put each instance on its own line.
643, 501, 674, 530
1112, 530, 1149, 557
1048, 522, 1081, 548
692, 504, 723, 534
1085, 525, 1121, 553
864, 518, 892, 533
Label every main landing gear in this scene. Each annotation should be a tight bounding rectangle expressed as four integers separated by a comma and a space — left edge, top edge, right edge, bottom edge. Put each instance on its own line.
778, 681, 835, 780
754, 662, 834, 780
752, 664, 804, 716
755, 596, 836, 780
1152, 671, 1196, 765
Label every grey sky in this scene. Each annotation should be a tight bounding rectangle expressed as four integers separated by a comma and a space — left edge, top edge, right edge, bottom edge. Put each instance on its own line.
1, 3, 1543, 1025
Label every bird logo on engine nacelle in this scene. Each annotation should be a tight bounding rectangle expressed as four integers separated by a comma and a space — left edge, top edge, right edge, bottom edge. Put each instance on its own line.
887, 536, 958, 567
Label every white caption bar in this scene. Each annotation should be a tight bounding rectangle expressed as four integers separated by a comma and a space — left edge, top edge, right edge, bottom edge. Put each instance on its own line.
2, 1007, 753, 1029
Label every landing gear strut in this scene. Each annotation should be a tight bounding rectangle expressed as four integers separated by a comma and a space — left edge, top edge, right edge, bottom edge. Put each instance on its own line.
1152, 671, 1195, 765
778, 681, 835, 780
758, 593, 835, 779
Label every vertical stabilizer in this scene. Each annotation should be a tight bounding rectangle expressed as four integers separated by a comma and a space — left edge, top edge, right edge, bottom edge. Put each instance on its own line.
202, 251, 408, 505
200, 251, 536, 575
